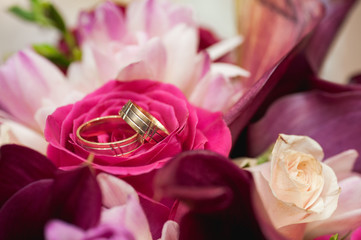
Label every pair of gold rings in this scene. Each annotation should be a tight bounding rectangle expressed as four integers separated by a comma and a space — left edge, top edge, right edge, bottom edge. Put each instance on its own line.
76, 100, 169, 157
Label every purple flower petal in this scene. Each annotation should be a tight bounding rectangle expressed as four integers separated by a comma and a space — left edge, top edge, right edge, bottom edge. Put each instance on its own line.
226, 0, 357, 140
0, 166, 101, 239
50, 166, 102, 230
0, 179, 54, 239
0, 144, 56, 206
247, 91, 361, 172
154, 150, 277, 240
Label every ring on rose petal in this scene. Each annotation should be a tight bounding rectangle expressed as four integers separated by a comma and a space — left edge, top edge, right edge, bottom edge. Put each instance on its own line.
119, 100, 169, 143
76, 115, 143, 157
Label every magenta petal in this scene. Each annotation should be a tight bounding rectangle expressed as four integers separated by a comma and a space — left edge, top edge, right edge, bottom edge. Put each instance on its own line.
247, 91, 361, 172
50, 166, 102, 230
154, 150, 268, 240
0, 144, 56, 206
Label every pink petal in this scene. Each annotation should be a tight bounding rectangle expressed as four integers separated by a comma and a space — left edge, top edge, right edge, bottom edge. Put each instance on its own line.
0, 49, 69, 130
305, 175, 361, 239
97, 173, 152, 240
0, 121, 48, 154
77, 1, 126, 44
159, 221, 179, 240
45, 220, 84, 240
324, 150, 359, 181
96, 173, 138, 208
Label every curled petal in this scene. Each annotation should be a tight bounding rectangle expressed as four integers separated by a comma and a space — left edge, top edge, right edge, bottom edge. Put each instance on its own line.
154, 150, 270, 240
0, 144, 56, 207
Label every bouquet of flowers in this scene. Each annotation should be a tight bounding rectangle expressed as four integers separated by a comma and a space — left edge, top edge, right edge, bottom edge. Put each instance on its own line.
0, 0, 360, 239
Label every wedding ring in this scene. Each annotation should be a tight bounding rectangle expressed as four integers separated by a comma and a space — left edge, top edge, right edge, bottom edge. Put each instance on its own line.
76, 115, 143, 157
119, 100, 169, 143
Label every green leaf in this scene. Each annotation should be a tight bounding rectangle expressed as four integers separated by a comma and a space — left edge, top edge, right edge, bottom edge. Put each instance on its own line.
8, 6, 36, 22
42, 3, 66, 32
33, 44, 71, 68
256, 144, 274, 165
329, 234, 339, 240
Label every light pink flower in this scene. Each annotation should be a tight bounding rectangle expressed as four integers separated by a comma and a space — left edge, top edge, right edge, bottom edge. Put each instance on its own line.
69, 0, 248, 112
45, 173, 179, 240
0, 49, 82, 153
250, 134, 361, 240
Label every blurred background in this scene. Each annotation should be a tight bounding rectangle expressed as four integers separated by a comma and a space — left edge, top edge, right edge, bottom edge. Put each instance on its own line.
0, 0, 360, 84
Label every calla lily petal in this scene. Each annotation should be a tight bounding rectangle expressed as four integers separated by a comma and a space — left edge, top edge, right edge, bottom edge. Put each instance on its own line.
305, 0, 359, 72
0, 179, 54, 239
154, 150, 272, 240
0, 144, 56, 206
247, 91, 361, 172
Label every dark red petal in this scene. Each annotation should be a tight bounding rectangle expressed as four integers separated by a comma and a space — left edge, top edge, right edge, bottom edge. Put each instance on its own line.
154, 150, 270, 240
0, 179, 53, 239
0, 144, 56, 207
50, 166, 102, 229
0, 166, 102, 239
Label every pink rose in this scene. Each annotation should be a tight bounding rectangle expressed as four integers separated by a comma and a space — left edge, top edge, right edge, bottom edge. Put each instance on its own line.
45, 79, 231, 195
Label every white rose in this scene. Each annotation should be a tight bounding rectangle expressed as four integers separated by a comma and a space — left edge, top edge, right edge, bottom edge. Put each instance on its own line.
251, 134, 341, 230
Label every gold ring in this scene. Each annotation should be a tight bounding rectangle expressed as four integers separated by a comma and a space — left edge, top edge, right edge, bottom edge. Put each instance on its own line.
76, 115, 143, 156
119, 100, 169, 143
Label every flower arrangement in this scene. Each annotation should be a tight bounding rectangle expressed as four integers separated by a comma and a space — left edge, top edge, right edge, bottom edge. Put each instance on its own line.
0, 0, 360, 239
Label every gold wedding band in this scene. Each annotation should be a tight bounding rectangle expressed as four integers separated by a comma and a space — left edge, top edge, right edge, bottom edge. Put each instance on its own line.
76, 115, 143, 156
119, 100, 169, 143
